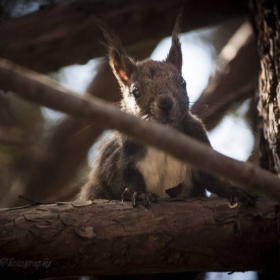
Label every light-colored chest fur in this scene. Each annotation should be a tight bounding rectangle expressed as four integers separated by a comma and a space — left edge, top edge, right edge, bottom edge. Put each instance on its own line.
136, 147, 192, 198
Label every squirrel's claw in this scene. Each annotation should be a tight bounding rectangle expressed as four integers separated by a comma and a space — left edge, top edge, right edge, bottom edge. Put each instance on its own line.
132, 191, 139, 207
121, 188, 132, 201
227, 187, 257, 207
121, 188, 158, 207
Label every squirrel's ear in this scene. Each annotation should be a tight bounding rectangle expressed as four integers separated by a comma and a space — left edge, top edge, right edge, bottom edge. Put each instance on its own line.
97, 19, 136, 87
166, 12, 183, 73
108, 49, 135, 87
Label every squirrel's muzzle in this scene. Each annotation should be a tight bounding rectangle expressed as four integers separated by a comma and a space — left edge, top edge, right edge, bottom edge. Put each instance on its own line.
157, 96, 174, 112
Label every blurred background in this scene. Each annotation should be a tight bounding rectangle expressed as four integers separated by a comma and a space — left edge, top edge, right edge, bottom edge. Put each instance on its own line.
0, 1, 260, 279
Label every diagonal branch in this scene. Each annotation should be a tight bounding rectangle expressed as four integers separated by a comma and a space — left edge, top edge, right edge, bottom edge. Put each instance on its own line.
191, 22, 258, 131
0, 58, 280, 202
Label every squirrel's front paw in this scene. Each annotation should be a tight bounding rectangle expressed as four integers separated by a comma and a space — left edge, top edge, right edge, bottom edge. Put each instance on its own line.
227, 187, 257, 207
121, 188, 158, 207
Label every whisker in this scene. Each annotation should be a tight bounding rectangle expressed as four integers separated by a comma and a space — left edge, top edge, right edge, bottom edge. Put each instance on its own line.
74, 124, 95, 136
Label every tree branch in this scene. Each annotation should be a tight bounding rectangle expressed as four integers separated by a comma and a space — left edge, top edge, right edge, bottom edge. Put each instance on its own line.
191, 22, 258, 130
0, 198, 278, 277
0, 58, 280, 202
0, 0, 249, 73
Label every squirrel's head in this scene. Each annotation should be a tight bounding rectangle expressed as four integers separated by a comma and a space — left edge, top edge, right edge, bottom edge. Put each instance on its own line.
98, 14, 189, 126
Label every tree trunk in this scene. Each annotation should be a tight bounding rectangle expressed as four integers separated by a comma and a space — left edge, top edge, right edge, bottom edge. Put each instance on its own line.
253, 0, 280, 174
0, 198, 278, 278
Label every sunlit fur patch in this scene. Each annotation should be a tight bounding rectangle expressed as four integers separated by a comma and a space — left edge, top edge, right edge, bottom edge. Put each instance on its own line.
122, 94, 141, 116
118, 69, 128, 81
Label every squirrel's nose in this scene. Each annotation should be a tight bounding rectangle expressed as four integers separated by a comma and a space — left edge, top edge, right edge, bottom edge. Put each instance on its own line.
158, 96, 174, 111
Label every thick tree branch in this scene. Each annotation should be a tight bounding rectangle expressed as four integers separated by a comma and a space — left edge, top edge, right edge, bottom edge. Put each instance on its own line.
0, 0, 249, 73
0, 198, 278, 277
0, 59, 280, 202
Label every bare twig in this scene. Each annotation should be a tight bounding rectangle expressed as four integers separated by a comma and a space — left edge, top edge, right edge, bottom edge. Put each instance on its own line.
191, 22, 258, 130
0, 58, 280, 202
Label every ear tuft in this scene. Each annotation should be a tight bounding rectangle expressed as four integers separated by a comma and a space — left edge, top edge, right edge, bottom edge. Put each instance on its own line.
96, 18, 136, 87
166, 9, 183, 73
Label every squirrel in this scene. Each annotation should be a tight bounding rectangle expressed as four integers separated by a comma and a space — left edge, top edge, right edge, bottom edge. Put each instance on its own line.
79, 16, 256, 207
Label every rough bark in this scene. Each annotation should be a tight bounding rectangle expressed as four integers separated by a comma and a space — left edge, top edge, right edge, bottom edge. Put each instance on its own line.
1, 58, 280, 202
0, 0, 249, 73
253, 0, 280, 174
0, 198, 278, 278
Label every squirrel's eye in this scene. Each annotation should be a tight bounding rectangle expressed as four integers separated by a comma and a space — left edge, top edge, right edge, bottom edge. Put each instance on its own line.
131, 86, 141, 99
181, 76, 186, 90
